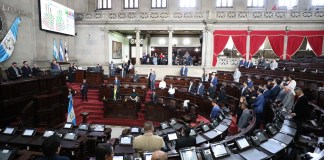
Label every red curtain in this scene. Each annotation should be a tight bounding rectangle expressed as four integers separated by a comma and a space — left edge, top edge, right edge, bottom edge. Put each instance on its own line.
249, 35, 266, 59
286, 36, 304, 60
232, 35, 247, 58
268, 36, 285, 59
213, 35, 230, 66
307, 36, 323, 57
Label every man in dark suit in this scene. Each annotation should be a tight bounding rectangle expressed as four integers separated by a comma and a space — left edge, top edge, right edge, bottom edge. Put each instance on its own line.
252, 89, 264, 129
113, 76, 120, 88
109, 61, 116, 77
241, 82, 249, 97
247, 77, 254, 88
7, 62, 22, 80
291, 88, 311, 133
68, 63, 77, 82
120, 68, 126, 78
37, 134, 70, 160
133, 71, 139, 82
210, 74, 218, 86
151, 90, 158, 103
269, 79, 281, 101
32, 64, 42, 76
207, 83, 216, 99
21, 61, 32, 78
180, 65, 188, 77
175, 125, 196, 150
238, 102, 251, 132
80, 79, 88, 102
239, 59, 247, 67
262, 85, 271, 101
245, 59, 254, 68
196, 82, 204, 96
111, 85, 120, 100
150, 71, 156, 90
188, 81, 195, 93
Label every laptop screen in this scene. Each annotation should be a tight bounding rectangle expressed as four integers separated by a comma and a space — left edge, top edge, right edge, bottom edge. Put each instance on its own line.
211, 144, 228, 158
202, 124, 210, 132
78, 124, 89, 130
180, 148, 198, 160
22, 129, 36, 136
130, 127, 140, 133
43, 130, 55, 138
189, 129, 197, 136
94, 125, 105, 132
113, 156, 123, 160
3, 127, 15, 135
120, 136, 132, 145
161, 123, 169, 130
256, 131, 267, 143
63, 123, 73, 129
236, 137, 250, 150
144, 153, 152, 160
63, 133, 77, 140
0, 149, 12, 160
167, 133, 178, 141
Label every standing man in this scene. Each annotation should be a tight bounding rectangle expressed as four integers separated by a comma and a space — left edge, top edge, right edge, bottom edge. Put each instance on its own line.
7, 62, 22, 80
290, 88, 311, 134
279, 86, 294, 113
207, 83, 216, 99
150, 71, 156, 90
238, 103, 251, 132
111, 85, 120, 100
151, 90, 158, 103
80, 79, 88, 102
180, 65, 188, 77
175, 125, 196, 150
210, 74, 218, 86
210, 100, 221, 119
120, 68, 126, 78
188, 81, 196, 94
133, 71, 139, 82
109, 61, 115, 77
247, 77, 254, 88
251, 89, 264, 129
270, 59, 278, 70
233, 68, 241, 82
21, 61, 32, 78
68, 63, 77, 82
196, 81, 205, 96
113, 76, 120, 88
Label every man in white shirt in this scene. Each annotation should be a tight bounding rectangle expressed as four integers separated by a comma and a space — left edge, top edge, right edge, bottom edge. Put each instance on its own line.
287, 74, 296, 91
270, 59, 278, 70
233, 68, 241, 82
159, 79, 166, 89
168, 84, 175, 98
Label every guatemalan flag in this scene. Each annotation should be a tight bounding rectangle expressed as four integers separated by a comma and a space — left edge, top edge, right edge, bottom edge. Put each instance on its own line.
53, 39, 59, 60
67, 94, 76, 125
59, 39, 64, 61
0, 17, 21, 63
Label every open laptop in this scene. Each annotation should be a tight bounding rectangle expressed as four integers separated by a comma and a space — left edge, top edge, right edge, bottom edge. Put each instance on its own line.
143, 152, 153, 160
63, 123, 73, 129
211, 143, 229, 158
179, 147, 198, 160
2, 127, 16, 135
63, 132, 78, 141
119, 135, 133, 145
78, 123, 89, 131
42, 130, 55, 138
22, 128, 36, 137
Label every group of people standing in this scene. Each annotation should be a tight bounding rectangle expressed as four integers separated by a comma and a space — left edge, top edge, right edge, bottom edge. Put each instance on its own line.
238, 56, 278, 70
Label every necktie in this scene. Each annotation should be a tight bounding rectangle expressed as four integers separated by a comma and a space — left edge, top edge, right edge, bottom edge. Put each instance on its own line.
13, 67, 19, 76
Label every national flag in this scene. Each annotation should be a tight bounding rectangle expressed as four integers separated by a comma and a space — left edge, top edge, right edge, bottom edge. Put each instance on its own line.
64, 41, 69, 62
0, 17, 21, 63
59, 39, 64, 61
53, 39, 59, 60
67, 94, 76, 125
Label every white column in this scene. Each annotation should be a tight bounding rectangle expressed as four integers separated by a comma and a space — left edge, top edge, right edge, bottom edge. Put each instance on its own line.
135, 29, 141, 65
283, 31, 288, 60
201, 30, 207, 67
168, 28, 173, 66
205, 27, 214, 67
246, 31, 251, 61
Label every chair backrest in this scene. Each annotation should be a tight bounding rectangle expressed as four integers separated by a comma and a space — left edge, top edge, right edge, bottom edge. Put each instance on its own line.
169, 100, 176, 107
157, 98, 164, 104
124, 84, 129, 88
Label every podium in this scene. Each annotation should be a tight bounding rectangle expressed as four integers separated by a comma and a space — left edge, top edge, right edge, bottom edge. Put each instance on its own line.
75, 70, 86, 83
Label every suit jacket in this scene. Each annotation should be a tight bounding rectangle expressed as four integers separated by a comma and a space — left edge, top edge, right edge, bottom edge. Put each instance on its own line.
32, 67, 42, 76
246, 62, 254, 68
151, 93, 158, 102
21, 66, 32, 77
197, 84, 204, 95
247, 81, 254, 88
210, 77, 218, 86
111, 88, 120, 100
239, 60, 247, 67
269, 85, 280, 101
238, 109, 252, 130
188, 83, 196, 93
150, 73, 156, 82
133, 74, 139, 82
109, 63, 116, 71
207, 85, 216, 99
175, 136, 196, 150
241, 87, 249, 96
113, 80, 120, 87
263, 89, 270, 100
281, 91, 294, 112
293, 95, 310, 121
180, 67, 188, 76
7, 66, 22, 80
120, 71, 126, 78
80, 83, 88, 94
252, 94, 264, 113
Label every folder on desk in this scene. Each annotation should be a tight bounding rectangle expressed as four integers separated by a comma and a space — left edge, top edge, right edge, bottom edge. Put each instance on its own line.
260, 139, 285, 154
239, 148, 268, 160
203, 130, 220, 140
273, 132, 293, 145
280, 125, 297, 136
215, 123, 228, 132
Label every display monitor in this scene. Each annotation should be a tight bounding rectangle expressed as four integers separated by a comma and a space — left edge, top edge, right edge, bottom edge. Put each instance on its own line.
3, 127, 15, 135
63, 123, 73, 129
235, 137, 251, 150
120, 136, 132, 145
167, 132, 178, 141
170, 119, 177, 125
0, 148, 13, 160
78, 123, 89, 130
179, 148, 198, 160
63, 132, 78, 141
201, 124, 210, 132
218, 114, 224, 121
39, 0, 75, 35
160, 122, 169, 130
255, 131, 267, 143
212, 119, 219, 127
144, 152, 152, 160
93, 125, 105, 132
113, 156, 124, 160
266, 124, 278, 136
130, 127, 140, 133
189, 129, 197, 136
43, 130, 55, 138
211, 143, 229, 158
22, 129, 36, 137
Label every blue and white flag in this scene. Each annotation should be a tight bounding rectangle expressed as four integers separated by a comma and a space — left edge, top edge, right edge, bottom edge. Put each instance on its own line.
59, 39, 64, 61
0, 17, 21, 63
67, 94, 76, 125
53, 39, 59, 60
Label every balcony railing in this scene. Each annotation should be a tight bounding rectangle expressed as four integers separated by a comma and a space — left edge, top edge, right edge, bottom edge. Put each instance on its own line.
75, 10, 324, 24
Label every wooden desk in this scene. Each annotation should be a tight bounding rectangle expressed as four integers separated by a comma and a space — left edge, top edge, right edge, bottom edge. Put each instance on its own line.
103, 100, 139, 119
75, 70, 86, 83
86, 71, 103, 87
145, 102, 176, 122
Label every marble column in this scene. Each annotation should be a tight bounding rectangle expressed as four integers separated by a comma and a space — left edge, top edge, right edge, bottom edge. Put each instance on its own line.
201, 30, 207, 67
135, 29, 141, 65
283, 32, 288, 60
246, 31, 251, 61
205, 27, 214, 67
168, 28, 173, 66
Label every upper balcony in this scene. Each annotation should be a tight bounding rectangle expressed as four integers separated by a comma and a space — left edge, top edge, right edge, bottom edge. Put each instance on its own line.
75, 10, 324, 24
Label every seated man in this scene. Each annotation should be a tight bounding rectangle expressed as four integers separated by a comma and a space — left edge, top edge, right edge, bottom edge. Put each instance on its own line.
159, 79, 167, 89
175, 125, 196, 150
21, 61, 32, 78
7, 62, 22, 80
270, 59, 278, 70
238, 103, 251, 132
130, 88, 139, 102
168, 84, 175, 98
246, 59, 254, 68
133, 121, 165, 152
32, 64, 42, 76
37, 134, 70, 160
188, 81, 196, 93
95, 143, 113, 160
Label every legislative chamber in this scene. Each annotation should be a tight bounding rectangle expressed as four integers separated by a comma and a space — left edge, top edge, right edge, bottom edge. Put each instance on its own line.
0, 0, 324, 160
